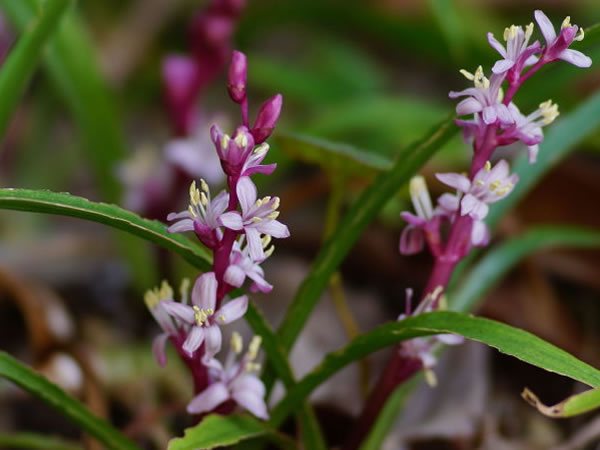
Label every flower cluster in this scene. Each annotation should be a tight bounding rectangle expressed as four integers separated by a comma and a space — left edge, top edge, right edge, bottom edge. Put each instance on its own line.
398, 10, 590, 376
145, 51, 286, 420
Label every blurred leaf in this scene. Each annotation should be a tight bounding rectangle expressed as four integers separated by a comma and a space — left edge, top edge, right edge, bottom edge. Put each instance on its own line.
276, 132, 391, 174
0, 188, 211, 270
270, 311, 600, 425
522, 387, 600, 418
0, 432, 82, 450
427, 0, 467, 62
0, 0, 70, 142
1, 0, 126, 201
450, 226, 600, 313
168, 414, 297, 450
0, 352, 140, 450
269, 116, 456, 380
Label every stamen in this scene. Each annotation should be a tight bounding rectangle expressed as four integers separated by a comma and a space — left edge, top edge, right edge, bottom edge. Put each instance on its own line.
218, 314, 227, 323
144, 289, 159, 309
272, 197, 280, 210
574, 27, 585, 42
200, 192, 208, 207
268, 211, 280, 220
409, 176, 434, 220
248, 336, 262, 360
489, 181, 502, 190
245, 362, 261, 372
234, 132, 248, 147
160, 280, 173, 299
251, 217, 262, 223
561, 16, 572, 29
231, 332, 243, 354
200, 179, 209, 194
221, 135, 230, 149
261, 235, 272, 248
179, 278, 190, 304
264, 245, 275, 258
525, 22, 534, 41
459, 69, 474, 80
476, 180, 485, 186
255, 199, 263, 207
484, 161, 492, 172
188, 205, 197, 218
254, 143, 269, 155
424, 368, 438, 387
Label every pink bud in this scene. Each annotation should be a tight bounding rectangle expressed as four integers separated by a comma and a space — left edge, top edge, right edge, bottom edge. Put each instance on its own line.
162, 55, 199, 135
251, 94, 283, 144
228, 50, 247, 104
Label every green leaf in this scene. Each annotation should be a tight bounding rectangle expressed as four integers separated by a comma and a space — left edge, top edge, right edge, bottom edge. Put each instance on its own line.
427, 0, 467, 62
450, 226, 600, 313
270, 311, 600, 425
0, 352, 140, 450
167, 414, 297, 450
1, 0, 127, 202
0, 188, 211, 270
522, 386, 600, 418
0, 432, 82, 450
0, 0, 70, 142
269, 117, 457, 380
276, 132, 391, 173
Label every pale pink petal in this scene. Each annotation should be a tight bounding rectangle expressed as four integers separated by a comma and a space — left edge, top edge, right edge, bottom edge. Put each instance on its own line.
399, 226, 424, 255
182, 326, 205, 356
152, 333, 170, 367
559, 49, 592, 68
437, 334, 465, 345
231, 373, 266, 398
528, 144, 539, 163
534, 10, 556, 44
187, 382, 230, 414
192, 272, 218, 310
471, 220, 489, 247
482, 105, 497, 124
219, 211, 244, 230
436, 193, 459, 213
237, 176, 257, 215
167, 211, 192, 221
211, 190, 230, 216
461, 194, 489, 219
202, 325, 222, 363
232, 390, 269, 420
435, 173, 471, 192
495, 104, 514, 124
400, 211, 426, 226
224, 265, 246, 287
247, 269, 273, 293
215, 295, 248, 325
487, 32, 507, 57
256, 220, 289, 238
167, 219, 195, 233
456, 97, 482, 116
245, 227, 264, 261
492, 59, 515, 74
243, 163, 277, 176
162, 301, 195, 323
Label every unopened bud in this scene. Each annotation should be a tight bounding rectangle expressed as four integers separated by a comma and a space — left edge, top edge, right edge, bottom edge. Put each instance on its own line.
251, 94, 283, 144
228, 50, 247, 104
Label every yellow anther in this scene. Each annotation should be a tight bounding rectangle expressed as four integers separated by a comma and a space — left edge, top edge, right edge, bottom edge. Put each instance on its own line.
525, 22, 534, 40
248, 335, 262, 360
218, 314, 227, 323
200, 192, 208, 207
438, 294, 449, 311
231, 332, 243, 354
144, 289, 159, 309
424, 368, 438, 387
489, 180, 502, 190
459, 69, 475, 80
497, 87, 504, 103
561, 16, 572, 29
245, 362, 261, 372
272, 197, 280, 210
268, 211, 280, 220
180, 278, 190, 302
496, 187, 510, 196
255, 199, 263, 208
188, 205, 197, 218
189, 181, 199, 206
251, 217, 262, 223
484, 161, 492, 172
206, 308, 214, 315
261, 235, 272, 248
504, 25, 519, 41
264, 245, 275, 258
575, 27, 585, 42
263, 196, 271, 203
476, 180, 485, 186
200, 179, 209, 193
254, 143, 269, 155
221, 135, 230, 149
234, 132, 248, 147
193, 306, 209, 326
160, 280, 173, 299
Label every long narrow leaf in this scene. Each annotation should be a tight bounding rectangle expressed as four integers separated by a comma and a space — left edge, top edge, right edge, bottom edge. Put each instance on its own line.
0, 352, 140, 450
270, 311, 600, 425
450, 226, 600, 313
0, 0, 70, 141
0, 432, 82, 450
274, 117, 457, 360
0, 188, 211, 270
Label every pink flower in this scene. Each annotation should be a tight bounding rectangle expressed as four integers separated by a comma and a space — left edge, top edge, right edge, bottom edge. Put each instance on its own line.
187, 332, 268, 419
534, 10, 591, 68
219, 176, 289, 261
224, 237, 273, 293
487, 23, 540, 74
161, 272, 248, 363
251, 94, 283, 145
167, 180, 229, 249
436, 159, 519, 220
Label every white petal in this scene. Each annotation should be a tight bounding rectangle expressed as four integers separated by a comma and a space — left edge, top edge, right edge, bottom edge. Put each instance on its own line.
491, 59, 514, 74
559, 49, 592, 68
182, 326, 205, 356
232, 390, 269, 420
471, 220, 489, 246
437, 334, 464, 345
211, 190, 230, 216
202, 325, 222, 363
245, 227, 264, 261
534, 10, 557, 44
456, 97, 482, 116
224, 264, 246, 287
167, 219, 194, 233
482, 105, 497, 125
187, 382, 230, 414
192, 272, 217, 310
215, 296, 248, 325
162, 301, 195, 323
152, 333, 170, 367
231, 373, 266, 398
256, 220, 290, 239
236, 176, 257, 215
527, 144, 539, 163
219, 211, 244, 230
487, 32, 507, 57
435, 173, 471, 192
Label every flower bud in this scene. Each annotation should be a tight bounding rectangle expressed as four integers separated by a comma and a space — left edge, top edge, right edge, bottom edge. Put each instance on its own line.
162, 55, 199, 135
251, 94, 282, 144
228, 50, 247, 104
